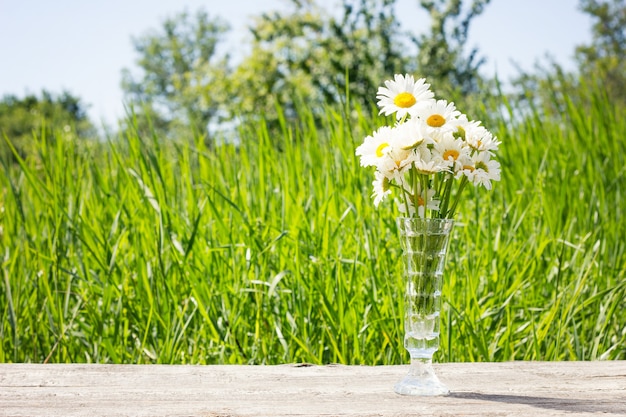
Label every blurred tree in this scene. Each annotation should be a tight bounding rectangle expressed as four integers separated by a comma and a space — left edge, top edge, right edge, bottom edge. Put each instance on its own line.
575, 0, 626, 107
222, 0, 494, 126
120, 0, 492, 138
0, 90, 94, 161
121, 9, 231, 140
230, 0, 408, 125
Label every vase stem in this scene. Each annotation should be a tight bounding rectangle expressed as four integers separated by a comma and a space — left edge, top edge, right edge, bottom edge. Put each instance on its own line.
394, 217, 453, 396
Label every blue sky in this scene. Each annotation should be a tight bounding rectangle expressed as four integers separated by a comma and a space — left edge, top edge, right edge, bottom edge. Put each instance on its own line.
0, 1, 592, 126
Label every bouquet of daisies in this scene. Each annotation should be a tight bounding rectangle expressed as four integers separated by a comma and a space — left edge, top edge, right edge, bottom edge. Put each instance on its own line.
356, 74, 501, 219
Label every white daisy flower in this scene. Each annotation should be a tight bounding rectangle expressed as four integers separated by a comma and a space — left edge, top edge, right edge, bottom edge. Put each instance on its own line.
412, 147, 449, 175
371, 170, 392, 207
464, 124, 501, 154
433, 133, 470, 173
394, 117, 436, 150
453, 115, 481, 141
455, 153, 476, 180
355, 125, 395, 168
355, 124, 417, 178
376, 74, 434, 120
469, 151, 501, 190
415, 99, 462, 135
377, 139, 417, 179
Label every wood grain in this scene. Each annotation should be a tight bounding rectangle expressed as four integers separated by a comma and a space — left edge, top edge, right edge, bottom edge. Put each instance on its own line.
1, 361, 625, 416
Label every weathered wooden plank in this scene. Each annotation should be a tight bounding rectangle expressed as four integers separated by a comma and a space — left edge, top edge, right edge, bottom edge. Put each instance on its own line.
0, 361, 625, 416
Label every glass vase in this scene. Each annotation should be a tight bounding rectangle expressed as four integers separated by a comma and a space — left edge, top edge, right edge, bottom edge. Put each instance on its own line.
394, 217, 454, 396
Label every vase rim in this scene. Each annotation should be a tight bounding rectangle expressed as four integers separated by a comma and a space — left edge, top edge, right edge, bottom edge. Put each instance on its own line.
396, 217, 455, 224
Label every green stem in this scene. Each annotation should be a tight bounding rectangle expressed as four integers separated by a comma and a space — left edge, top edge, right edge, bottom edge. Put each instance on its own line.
447, 175, 469, 218
438, 172, 455, 218
412, 169, 419, 217
420, 174, 429, 218
399, 178, 412, 216
434, 171, 442, 197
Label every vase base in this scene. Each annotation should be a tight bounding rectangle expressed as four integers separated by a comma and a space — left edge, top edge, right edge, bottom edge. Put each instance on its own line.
394, 376, 449, 396
394, 359, 449, 396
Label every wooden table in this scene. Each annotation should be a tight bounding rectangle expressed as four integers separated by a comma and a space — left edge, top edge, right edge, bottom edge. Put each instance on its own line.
1, 361, 625, 416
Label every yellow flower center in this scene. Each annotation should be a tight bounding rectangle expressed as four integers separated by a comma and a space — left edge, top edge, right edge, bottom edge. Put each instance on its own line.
443, 149, 460, 161
417, 196, 425, 207
376, 143, 390, 158
393, 92, 417, 108
463, 164, 475, 172
427, 114, 445, 127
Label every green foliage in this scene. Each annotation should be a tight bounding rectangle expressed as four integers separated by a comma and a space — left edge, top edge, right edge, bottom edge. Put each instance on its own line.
120, 0, 491, 135
1, 80, 624, 364
0, 91, 94, 162
226, 1, 330, 125
121, 9, 231, 139
245, 0, 407, 108
217, 0, 410, 129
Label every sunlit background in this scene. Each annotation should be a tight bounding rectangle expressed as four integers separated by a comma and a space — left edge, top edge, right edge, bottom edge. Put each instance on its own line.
0, 0, 591, 125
